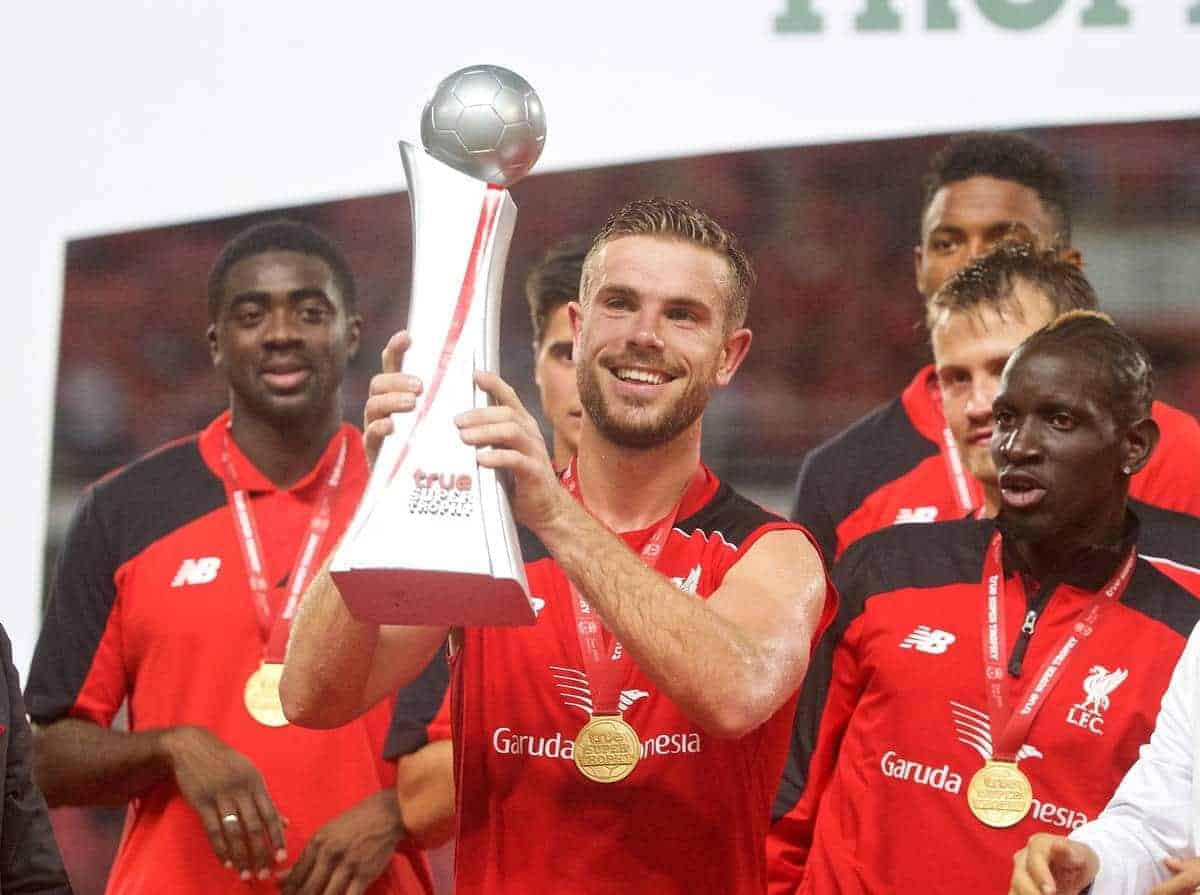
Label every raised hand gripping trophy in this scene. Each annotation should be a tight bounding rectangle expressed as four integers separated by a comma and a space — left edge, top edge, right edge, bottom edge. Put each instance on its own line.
331, 65, 546, 626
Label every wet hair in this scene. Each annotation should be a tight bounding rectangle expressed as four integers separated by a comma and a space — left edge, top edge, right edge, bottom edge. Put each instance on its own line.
921, 132, 1073, 247
925, 241, 1097, 330
1018, 310, 1154, 426
581, 197, 755, 330
207, 219, 357, 322
524, 234, 590, 345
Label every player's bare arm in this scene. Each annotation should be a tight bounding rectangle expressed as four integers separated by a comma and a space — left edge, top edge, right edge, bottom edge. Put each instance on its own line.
395, 739, 456, 849
461, 369, 827, 739
34, 718, 287, 880
278, 786, 408, 895
282, 331, 448, 729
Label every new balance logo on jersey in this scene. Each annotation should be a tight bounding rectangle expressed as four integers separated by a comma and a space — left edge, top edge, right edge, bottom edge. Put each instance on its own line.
894, 506, 938, 524
170, 557, 221, 587
671, 565, 701, 595
530, 596, 546, 618
900, 626, 956, 654
1066, 665, 1128, 736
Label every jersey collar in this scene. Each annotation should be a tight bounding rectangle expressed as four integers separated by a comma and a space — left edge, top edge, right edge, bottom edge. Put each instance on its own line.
996, 511, 1140, 594
198, 409, 362, 495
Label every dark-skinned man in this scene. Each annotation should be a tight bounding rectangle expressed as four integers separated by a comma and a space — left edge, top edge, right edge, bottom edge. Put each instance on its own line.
768, 311, 1200, 893
924, 241, 1200, 590
282, 198, 836, 894
26, 221, 443, 895
792, 132, 1200, 563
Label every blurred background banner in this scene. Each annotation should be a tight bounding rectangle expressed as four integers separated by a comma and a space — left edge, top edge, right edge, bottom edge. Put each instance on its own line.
9, 0, 1200, 691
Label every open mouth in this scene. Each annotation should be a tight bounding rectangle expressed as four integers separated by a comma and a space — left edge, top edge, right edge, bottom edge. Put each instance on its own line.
609, 366, 675, 387
999, 471, 1047, 510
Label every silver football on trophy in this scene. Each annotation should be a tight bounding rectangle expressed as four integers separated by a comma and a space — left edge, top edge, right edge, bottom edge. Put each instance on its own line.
420, 64, 547, 188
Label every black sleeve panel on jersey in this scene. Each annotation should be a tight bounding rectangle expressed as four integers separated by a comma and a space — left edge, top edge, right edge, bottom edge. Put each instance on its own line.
771, 619, 840, 821
789, 398, 939, 558
1121, 562, 1200, 639
1, 625, 74, 893
26, 439, 225, 725
27, 486, 120, 725
383, 649, 450, 761
825, 517, 991, 603
88, 438, 226, 570
678, 483, 784, 547
771, 517, 990, 822
790, 449, 839, 564
771, 529, 878, 822
518, 524, 549, 564
1131, 498, 1200, 571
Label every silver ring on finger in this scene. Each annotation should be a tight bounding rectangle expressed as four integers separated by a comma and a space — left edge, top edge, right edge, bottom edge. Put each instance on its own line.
221, 812, 240, 826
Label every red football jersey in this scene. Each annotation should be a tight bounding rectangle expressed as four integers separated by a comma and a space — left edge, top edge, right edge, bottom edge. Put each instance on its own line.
449, 466, 836, 894
28, 414, 432, 895
766, 518, 1200, 894
794, 365, 1200, 561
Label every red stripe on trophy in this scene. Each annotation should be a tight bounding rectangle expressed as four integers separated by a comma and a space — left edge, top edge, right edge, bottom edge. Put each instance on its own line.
385, 185, 506, 485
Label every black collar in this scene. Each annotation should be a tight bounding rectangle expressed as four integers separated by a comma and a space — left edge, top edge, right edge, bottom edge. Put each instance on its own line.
997, 510, 1139, 593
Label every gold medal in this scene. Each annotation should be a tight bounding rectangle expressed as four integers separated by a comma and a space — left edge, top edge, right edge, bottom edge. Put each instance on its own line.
967, 760, 1032, 828
573, 714, 640, 783
243, 662, 289, 727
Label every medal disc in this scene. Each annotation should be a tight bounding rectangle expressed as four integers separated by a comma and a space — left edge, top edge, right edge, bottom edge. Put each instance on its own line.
967, 760, 1032, 828
573, 714, 640, 783
244, 663, 289, 727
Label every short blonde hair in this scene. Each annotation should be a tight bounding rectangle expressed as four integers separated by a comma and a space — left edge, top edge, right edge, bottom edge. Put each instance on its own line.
925, 241, 1095, 331
581, 197, 754, 331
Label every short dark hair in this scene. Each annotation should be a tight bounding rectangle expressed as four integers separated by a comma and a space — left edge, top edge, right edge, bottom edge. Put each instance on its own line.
207, 219, 357, 322
926, 241, 1096, 330
525, 234, 590, 345
582, 197, 755, 331
922, 132, 1073, 247
1018, 310, 1154, 427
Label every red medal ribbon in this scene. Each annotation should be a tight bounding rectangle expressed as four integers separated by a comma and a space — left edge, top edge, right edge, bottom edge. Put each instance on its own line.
561, 458, 703, 715
927, 375, 983, 517
979, 530, 1136, 761
221, 428, 349, 662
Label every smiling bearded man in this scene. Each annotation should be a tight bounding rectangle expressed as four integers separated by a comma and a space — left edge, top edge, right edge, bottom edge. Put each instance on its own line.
282, 197, 837, 895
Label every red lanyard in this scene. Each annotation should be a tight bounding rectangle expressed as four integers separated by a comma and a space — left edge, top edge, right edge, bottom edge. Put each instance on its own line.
221, 429, 348, 662
979, 531, 1136, 760
561, 458, 701, 715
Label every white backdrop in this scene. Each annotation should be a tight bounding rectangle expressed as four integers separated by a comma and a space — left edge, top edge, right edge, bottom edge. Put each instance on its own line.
5, 0, 1199, 673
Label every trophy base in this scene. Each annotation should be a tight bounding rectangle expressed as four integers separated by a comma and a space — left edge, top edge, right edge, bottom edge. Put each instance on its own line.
332, 566, 536, 627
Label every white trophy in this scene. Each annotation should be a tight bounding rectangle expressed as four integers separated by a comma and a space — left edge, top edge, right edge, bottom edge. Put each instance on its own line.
332, 65, 547, 626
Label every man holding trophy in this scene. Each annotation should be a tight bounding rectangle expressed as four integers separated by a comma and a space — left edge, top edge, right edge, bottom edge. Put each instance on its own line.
281, 66, 834, 892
